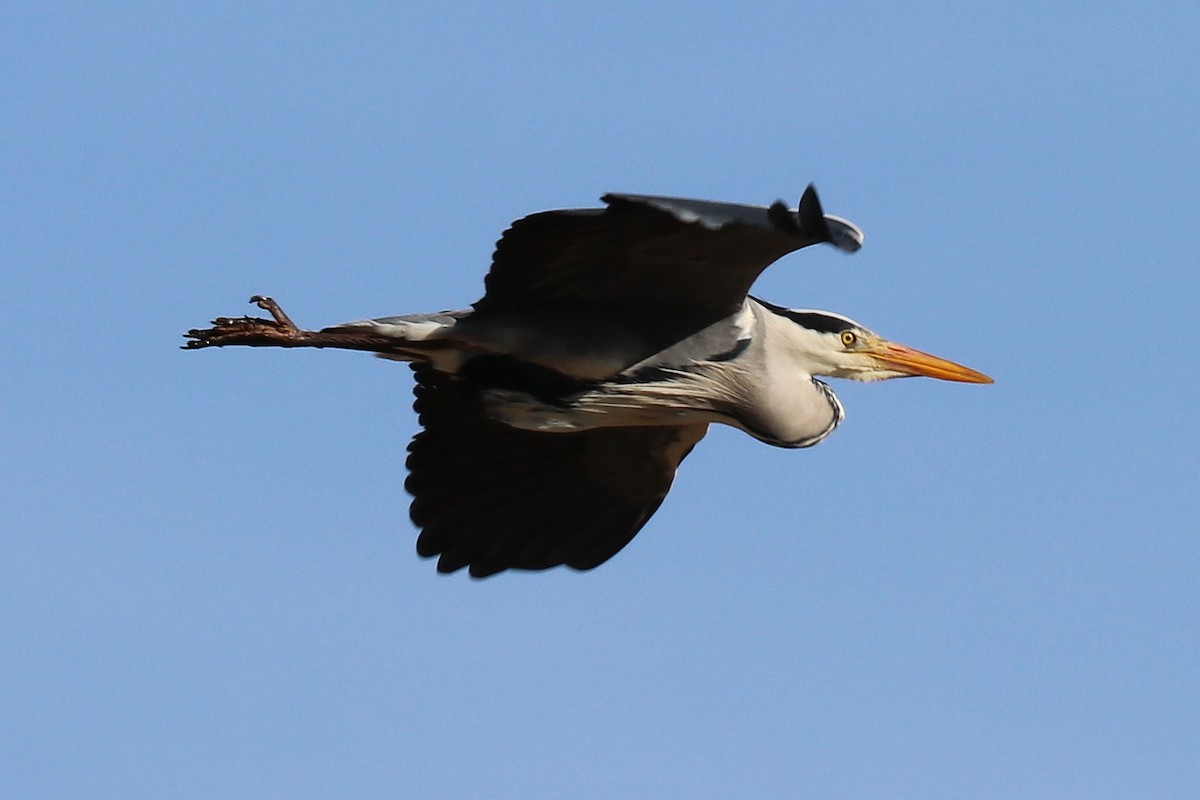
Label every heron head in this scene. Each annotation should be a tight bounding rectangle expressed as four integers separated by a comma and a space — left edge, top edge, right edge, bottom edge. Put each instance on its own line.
783, 309, 993, 384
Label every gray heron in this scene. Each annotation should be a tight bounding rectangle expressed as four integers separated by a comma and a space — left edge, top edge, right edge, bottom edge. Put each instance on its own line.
185, 185, 991, 577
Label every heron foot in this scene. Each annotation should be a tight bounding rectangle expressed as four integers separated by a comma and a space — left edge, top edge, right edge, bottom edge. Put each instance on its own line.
183, 296, 306, 349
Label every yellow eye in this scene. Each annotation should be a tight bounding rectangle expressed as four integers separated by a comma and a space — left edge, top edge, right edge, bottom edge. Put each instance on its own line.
840, 331, 857, 347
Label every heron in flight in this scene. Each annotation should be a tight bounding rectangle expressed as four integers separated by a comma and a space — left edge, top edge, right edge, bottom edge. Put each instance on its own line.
185, 186, 991, 577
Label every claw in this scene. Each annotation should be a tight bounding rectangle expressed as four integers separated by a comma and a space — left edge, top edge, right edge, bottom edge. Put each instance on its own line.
250, 295, 297, 330
182, 296, 302, 349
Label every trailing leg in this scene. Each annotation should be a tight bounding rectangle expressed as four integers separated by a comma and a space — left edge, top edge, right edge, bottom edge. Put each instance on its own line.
183, 296, 421, 356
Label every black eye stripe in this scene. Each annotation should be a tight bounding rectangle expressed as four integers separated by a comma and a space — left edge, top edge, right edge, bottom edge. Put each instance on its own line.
782, 311, 856, 334
753, 298, 860, 334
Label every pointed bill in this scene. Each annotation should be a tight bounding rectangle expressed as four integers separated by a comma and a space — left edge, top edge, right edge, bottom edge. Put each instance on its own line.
872, 341, 993, 384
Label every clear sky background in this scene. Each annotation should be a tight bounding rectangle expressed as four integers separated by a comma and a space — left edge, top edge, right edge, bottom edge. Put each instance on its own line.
3, 3, 1198, 798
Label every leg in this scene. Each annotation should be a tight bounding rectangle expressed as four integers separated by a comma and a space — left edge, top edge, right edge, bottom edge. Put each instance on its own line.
183, 296, 413, 355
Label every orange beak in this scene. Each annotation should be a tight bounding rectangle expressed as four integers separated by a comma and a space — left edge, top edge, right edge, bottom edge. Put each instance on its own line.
870, 341, 993, 384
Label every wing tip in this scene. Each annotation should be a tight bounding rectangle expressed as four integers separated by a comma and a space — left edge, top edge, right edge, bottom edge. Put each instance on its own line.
824, 214, 864, 252
799, 184, 864, 252
602, 186, 863, 251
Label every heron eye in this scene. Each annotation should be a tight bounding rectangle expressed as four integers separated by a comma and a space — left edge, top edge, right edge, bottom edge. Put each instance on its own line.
840, 331, 857, 347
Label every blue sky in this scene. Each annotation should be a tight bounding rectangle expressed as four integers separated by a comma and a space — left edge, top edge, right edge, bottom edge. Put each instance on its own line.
3, 2, 1198, 797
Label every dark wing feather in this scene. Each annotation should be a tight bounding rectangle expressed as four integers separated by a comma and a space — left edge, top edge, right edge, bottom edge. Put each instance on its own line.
473, 185, 860, 338
406, 365, 706, 577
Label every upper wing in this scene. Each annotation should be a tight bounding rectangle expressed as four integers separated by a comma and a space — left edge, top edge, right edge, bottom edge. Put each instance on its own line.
406, 365, 707, 577
473, 185, 863, 337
